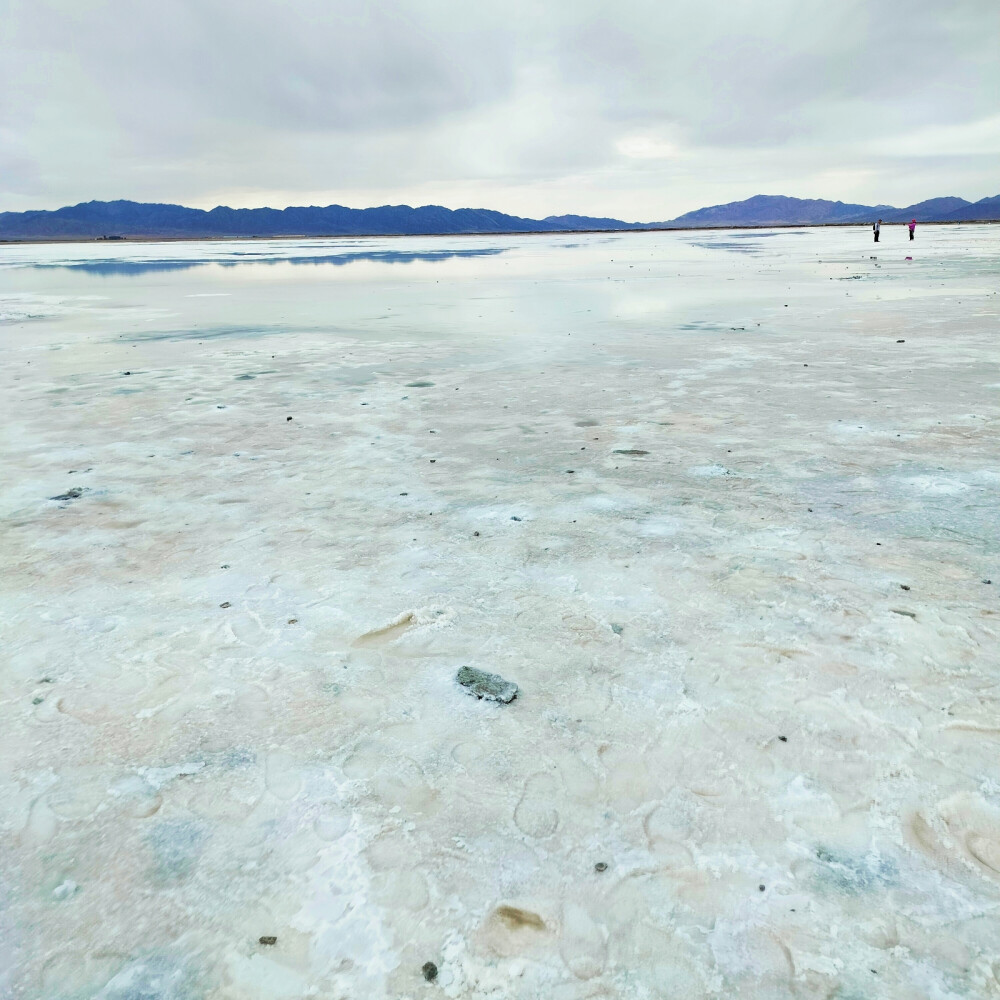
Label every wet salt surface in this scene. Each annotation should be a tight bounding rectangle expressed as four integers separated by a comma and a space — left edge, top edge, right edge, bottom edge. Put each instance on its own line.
2, 226, 1000, 998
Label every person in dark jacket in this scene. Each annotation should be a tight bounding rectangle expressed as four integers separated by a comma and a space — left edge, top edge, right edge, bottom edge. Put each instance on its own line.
873, 219, 881, 242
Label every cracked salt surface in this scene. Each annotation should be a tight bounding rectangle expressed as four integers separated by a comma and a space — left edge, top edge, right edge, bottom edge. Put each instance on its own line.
2, 226, 1000, 998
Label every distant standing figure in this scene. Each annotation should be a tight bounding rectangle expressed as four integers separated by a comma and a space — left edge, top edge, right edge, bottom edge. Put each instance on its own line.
873, 219, 881, 242
908, 218, 916, 240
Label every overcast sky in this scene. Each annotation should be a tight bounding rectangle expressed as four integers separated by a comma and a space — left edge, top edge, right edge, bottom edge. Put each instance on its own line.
2, 0, 998, 219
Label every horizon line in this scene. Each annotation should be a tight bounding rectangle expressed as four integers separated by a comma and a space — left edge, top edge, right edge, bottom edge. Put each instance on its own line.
2, 191, 994, 223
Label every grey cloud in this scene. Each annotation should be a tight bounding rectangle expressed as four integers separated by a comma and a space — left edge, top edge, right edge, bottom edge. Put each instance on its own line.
546, 0, 1000, 144
7, 0, 517, 134
1, 0, 997, 216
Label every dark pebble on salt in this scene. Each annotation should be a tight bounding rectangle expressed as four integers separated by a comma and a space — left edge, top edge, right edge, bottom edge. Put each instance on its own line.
50, 487, 86, 502
219, 602, 231, 609
610, 623, 623, 635
595, 862, 608, 873
473, 531, 480, 536
778, 736, 787, 742
422, 961, 438, 981
287, 619, 298, 624
32, 697, 43, 705
896, 339, 905, 343
259, 936, 277, 946
286, 416, 293, 421
984, 580, 992, 585
759, 884, 766, 892
511, 516, 521, 521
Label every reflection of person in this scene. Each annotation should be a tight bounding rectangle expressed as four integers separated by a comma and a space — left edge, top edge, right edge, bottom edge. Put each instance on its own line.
908, 219, 916, 240
873, 219, 881, 242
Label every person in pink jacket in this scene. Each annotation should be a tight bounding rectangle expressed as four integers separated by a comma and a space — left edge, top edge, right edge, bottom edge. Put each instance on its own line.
908, 219, 916, 240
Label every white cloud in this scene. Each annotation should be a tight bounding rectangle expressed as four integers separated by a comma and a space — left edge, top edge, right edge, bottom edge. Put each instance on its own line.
616, 135, 681, 160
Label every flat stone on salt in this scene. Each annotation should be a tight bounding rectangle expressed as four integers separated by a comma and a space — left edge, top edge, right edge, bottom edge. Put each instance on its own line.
456, 666, 518, 703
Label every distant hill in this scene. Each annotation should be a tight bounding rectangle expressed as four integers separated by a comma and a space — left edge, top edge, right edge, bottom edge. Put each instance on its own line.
664, 194, 894, 227
663, 193, 1000, 227
941, 195, 1000, 221
1, 194, 997, 241
882, 197, 971, 222
0, 199, 646, 241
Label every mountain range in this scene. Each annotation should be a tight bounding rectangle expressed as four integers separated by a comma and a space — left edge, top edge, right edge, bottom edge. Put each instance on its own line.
1, 193, 998, 241
666, 194, 1000, 227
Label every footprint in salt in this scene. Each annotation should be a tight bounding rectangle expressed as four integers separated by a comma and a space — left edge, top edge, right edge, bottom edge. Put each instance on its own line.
344, 742, 434, 813
557, 755, 600, 802
227, 612, 272, 647
371, 868, 430, 911
50, 658, 144, 723
451, 740, 488, 768
366, 831, 412, 872
265, 750, 303, 801
23, 795, 59, 844
147, 819, 208, 883
564, 679, 613, 723
45, 771, 108, 821
941, 793, 1000, 879
342, 740, 384, 779
55, 689, 118, 726
179, 768, 263, 821
40, 951, 129, 996
644, 805, 694, 868
233, 684, 272, 728
608, 920, 702, 990
313, 804, 351, 841
562, 614, 599, 644
729, 928, 796, 985
559, 902, 606, 980
110, 775, 163, 819
968, 833, 1000, 875
514, 773, 560, 837
600, 746, 661, 811
31, 693, 65, 725
906, 792, 1000, 883
128, 673, 199, 726
372, 757, 435, 813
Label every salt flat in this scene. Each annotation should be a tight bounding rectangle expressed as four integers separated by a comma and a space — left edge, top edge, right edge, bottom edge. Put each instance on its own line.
2, 226, 999, 999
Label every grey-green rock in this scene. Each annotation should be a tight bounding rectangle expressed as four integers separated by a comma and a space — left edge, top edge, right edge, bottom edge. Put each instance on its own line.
456, 666, 518, 703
